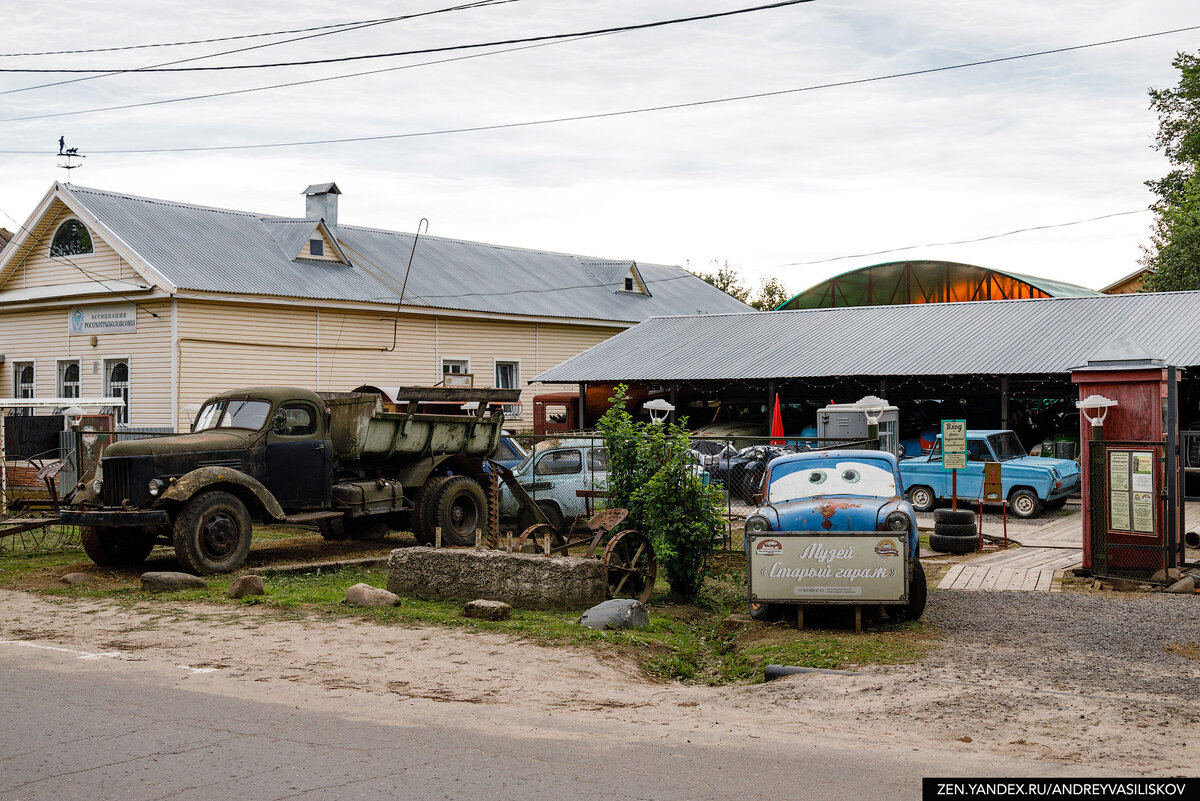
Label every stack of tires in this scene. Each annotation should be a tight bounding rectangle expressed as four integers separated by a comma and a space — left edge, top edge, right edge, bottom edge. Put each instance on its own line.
928, 508, 978, 554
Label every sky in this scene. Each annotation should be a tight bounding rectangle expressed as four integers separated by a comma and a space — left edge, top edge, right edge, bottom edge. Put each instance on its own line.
1, 0, 1198, 297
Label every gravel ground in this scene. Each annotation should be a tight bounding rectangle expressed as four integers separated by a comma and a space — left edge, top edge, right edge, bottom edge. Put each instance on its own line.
924, 589, 1200, 698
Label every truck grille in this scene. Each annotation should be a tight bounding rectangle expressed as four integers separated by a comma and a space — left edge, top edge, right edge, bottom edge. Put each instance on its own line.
102, 458, 136, 506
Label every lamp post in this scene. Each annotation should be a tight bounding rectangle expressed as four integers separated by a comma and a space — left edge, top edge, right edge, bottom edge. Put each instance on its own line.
1076, 394, 1119, 442
643, 398, 675, 425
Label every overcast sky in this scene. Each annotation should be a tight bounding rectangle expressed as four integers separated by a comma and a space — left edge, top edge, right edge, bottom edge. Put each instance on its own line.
2, 1, 1197, 297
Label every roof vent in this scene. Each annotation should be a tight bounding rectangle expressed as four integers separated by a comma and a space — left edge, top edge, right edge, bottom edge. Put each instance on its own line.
303, 182, 341, 229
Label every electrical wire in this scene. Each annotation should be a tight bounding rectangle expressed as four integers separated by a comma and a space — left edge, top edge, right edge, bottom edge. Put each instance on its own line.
776, 209, 1151, 267
0, 0, 514, 98
0, 23, 1193, 156
0, 1, 813, 73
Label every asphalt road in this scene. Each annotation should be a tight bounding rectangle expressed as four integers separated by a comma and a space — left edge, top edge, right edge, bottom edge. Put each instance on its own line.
0, 641, 1088, 801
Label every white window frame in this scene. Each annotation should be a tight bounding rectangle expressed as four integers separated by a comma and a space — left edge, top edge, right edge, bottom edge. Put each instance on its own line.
103, 356, 131, 426
442, 358, 470, 375
11, 359, 35, 417
56, 358, 81, 399
493, 358, 523, 418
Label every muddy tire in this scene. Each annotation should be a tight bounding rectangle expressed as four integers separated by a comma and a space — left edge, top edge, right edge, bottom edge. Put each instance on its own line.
414, 476, 455, 545
907, 485, 936, 512
891, 562, 927, 622
172, 491, 253, 575
432, 476, 487, 547
80, 526, 155, 566
1008, 488, 1042, 519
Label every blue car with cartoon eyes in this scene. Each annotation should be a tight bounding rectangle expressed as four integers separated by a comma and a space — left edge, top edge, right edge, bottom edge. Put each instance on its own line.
743, 450, 925, 622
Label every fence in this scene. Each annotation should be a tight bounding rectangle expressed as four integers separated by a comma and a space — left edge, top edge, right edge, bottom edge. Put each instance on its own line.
500, 431, 879, 548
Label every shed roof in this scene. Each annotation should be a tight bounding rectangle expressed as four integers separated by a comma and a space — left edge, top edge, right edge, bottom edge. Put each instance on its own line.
533, 291, 1200, 383
45, 184, 748, 323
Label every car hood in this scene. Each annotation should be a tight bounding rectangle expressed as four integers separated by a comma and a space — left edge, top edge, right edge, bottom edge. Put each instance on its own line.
103, 429, 258, 457
769, 495, 907, 532
1005, 456, 1080, 476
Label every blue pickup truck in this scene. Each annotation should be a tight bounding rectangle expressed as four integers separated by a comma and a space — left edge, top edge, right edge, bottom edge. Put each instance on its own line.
899, 429, 1080, 518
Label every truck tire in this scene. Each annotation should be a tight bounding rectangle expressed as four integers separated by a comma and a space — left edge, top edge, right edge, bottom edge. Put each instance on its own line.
1008, 488, 1042, 519
907, 485, 936, 512
890, 562, 927, 622
80, 526, 155, 566
414, 476, 456, 545
172, 491, 253, 575
933, 508, 975, 525
432, 476, 487, 547
346, 516, 389, 541
317, 518, 350, 541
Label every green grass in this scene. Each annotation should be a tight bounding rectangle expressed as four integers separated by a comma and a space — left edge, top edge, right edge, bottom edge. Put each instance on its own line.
10, 544, 936, 684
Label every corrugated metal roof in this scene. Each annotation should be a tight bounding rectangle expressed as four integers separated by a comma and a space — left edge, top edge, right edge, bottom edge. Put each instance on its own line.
63, 185, 749, 323
533, 292, 1200, 383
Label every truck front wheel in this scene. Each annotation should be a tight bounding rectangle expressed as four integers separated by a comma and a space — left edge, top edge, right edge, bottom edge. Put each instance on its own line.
80, 526, 155, 566
172, 491, 253, 575
433, 476, 487, 547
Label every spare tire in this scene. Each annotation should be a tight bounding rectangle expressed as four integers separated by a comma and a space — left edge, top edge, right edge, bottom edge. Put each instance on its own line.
934, 508, 976, 525
932, 522, 977, 538
929, 532, 977, 554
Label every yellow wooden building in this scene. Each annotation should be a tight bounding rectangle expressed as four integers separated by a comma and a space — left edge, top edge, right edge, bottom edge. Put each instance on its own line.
0, 182, 748, 431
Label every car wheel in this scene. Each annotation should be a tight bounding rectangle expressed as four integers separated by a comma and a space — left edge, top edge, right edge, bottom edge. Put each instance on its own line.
1009, 488, 1042, 519
907, 485, 936, 512
80, 526, 155, 566
172, 491, 253, 575
891, 562, 927, 622
748, 599, 780, 621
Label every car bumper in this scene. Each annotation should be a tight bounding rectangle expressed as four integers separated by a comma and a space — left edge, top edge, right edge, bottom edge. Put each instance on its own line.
60, 508, 170, 528
1047, 477, 1081, 502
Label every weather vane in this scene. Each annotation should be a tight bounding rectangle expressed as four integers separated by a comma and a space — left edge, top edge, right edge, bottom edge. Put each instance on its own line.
57, 136, 86, 181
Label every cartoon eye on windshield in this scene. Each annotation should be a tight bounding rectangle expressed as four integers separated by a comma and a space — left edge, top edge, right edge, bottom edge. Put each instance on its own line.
842, 469, 861, 483
807, 470, 827, 484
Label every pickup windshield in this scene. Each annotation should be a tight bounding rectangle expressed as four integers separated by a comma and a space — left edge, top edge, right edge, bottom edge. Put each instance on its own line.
768, 459, 897, 503
987, 432, 1027, 461
194, 399, 272, 432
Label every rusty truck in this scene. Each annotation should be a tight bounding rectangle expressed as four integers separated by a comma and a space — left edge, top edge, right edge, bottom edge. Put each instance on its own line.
62, 385, 518, 574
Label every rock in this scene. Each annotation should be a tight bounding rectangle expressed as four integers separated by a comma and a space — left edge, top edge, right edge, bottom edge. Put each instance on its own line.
1151, 568, 1183, 584
228, 575, 264, 599
345, 583, 400, 608
387, 548, 606, 611
141, 571, 207, 592
60, 572, 90, 585
463, 599, 511, 621
1166, 576, 1196, 594
579, 599, 650, 631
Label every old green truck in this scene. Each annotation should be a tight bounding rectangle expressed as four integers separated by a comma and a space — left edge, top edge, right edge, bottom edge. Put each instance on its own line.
62, 385, 518, 574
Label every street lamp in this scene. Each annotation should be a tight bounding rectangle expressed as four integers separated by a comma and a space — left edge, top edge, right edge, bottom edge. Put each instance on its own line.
643, 398, 675, 425
1076, 395, 1118, 440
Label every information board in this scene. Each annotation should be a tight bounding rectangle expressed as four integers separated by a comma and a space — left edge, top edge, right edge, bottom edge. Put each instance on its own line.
1106, 448, 1156, 535
747, 532, 909, 604
941, 419, 967, 470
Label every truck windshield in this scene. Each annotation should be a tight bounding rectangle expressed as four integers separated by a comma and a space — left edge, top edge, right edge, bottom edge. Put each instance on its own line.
194, 400, 272, 431
987, 432, 1027, 461
768, 459, 897, 502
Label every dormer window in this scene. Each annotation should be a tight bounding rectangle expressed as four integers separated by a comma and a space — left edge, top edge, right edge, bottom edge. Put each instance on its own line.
624, 276, 634, 292
50, 219, 93, 257
309, 238, 324, 257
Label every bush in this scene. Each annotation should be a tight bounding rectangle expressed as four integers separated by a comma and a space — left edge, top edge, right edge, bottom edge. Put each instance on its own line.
597, 386, 725, 602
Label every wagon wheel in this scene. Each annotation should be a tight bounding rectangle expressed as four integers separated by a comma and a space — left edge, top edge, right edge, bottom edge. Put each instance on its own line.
513, 523, 566, 554
601, 529, 656, 604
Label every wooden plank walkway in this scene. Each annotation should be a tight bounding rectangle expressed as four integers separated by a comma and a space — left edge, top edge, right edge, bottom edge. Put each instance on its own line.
937, 546, 1081, 592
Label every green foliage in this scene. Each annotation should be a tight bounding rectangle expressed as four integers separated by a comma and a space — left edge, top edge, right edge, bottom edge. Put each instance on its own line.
750, 275, 791, 310
596, 385, 726, 602
692, 260, 751, 303
1142, 50, 1200, 292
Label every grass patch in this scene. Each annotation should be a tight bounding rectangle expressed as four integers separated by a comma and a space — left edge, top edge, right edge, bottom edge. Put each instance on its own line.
15, 543, 936, 684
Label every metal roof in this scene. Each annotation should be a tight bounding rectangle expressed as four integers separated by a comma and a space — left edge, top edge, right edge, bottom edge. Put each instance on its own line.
58, 184, 749, 323
533, 292, 1200, 383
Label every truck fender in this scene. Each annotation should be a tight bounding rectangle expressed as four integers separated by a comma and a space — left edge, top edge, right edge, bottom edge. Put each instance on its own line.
397, 453, 488, 491
160, 467, 287, 523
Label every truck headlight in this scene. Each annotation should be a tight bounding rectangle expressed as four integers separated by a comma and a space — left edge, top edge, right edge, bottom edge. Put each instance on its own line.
745, 515, 771, 533
148, 479, 167, 497
885, 511, 911, 532
91, 479, 103, 495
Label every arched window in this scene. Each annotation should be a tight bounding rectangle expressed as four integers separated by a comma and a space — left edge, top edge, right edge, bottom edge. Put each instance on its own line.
105, 359, 129, 425
50, 219, 93, 257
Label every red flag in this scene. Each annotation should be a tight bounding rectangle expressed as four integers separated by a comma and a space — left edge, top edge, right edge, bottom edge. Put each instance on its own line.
770, 393, 784, 445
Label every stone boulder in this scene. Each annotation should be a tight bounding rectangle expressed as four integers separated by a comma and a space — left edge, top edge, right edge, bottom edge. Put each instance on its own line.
345, 583, 401, 608
387, 547, 606, 610
228, 575, 264, 599
60, 573, 90, 586
579, 599, 650, 631
141, 572, 207, 592
463, 599, 512, 621
1166, 576, 1196, 594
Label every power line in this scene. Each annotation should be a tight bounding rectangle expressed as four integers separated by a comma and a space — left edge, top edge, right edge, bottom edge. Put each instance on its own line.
0, 0, 514, 98
0, 1, 813, 73
776, 209, 1151, 267
1, 22, 1193, 156
0, 32, 612, 124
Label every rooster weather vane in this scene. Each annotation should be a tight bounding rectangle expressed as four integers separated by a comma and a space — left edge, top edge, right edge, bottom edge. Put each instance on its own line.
57, 136, 86, 180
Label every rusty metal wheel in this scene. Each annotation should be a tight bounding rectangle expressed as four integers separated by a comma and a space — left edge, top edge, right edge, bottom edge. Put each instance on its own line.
601, 529, 656, 604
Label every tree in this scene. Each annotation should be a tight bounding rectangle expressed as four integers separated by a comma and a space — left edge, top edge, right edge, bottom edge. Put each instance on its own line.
692, 260, 751, 303
1141, 50, 1200, 292
750, 275, 791, 310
